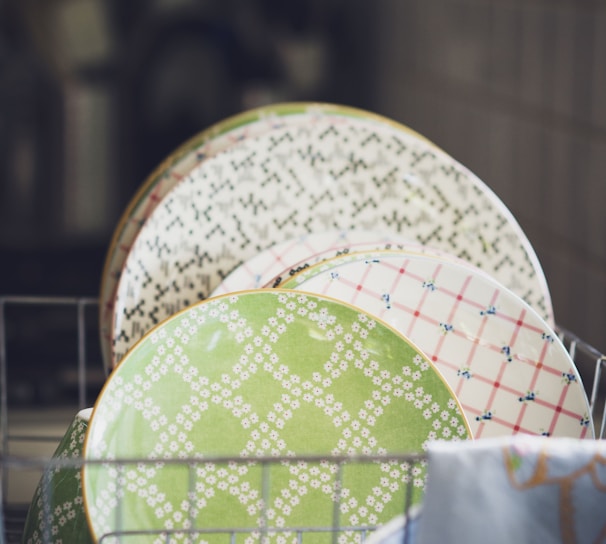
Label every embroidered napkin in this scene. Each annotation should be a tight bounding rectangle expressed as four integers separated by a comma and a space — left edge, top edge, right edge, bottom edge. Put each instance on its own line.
417, 435, 606, 544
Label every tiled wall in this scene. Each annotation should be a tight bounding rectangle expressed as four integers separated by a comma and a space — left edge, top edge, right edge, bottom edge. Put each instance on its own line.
371, 0, 606, 359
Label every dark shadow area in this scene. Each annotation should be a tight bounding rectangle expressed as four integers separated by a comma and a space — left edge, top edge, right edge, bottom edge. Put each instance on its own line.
0, 0, 377, 405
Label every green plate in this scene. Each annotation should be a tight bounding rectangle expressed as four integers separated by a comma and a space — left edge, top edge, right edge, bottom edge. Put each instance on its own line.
22, 408, 93, 544
83, 290, 470, 543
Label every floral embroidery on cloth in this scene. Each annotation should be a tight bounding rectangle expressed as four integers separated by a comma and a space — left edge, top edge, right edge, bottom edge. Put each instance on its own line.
417, 436, 606, 544
504, 443, 606, 544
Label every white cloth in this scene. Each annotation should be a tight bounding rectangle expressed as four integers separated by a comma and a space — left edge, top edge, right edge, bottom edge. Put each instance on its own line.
417, 436, 606, 544
365, 506, 422, 544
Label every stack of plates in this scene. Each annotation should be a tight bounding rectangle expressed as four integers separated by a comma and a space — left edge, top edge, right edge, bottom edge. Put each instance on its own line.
25, 102, 594, 543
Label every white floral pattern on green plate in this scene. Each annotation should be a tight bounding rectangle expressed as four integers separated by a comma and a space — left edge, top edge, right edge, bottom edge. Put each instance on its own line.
84, 290, 470, 544
22, 408, 93, 544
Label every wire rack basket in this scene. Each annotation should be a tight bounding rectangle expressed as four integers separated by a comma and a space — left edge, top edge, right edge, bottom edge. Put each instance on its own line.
0, 295, 604, 543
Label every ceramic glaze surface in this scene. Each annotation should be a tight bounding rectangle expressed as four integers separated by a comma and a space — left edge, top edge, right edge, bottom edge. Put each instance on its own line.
111, 115, 552, 368
22, 409, 93, 544
99, 103, 438, 370
85, 291, 470, 543
263, 244, 494, 292
210, 230, 415, 296
279, 252, 591, 440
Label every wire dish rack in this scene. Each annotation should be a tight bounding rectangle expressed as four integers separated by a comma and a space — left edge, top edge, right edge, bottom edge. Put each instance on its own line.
0, 295, 604, 543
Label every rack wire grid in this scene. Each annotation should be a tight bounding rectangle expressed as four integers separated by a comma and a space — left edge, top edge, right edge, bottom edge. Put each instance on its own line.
0, 295, 604, 543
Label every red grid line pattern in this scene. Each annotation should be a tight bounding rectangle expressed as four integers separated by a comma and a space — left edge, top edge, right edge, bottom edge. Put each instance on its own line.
283, 254, 590, 439
374, 259, 570, 393
433, 275, 472, 357
511, 323, 548, 434
378, 258, 546, 336
474, 306, 525, 439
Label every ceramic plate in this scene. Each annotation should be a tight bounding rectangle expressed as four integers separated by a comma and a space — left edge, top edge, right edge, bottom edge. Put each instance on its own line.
84, 290, 470, 543
110, 113, 553, 368
99, 103, 438, 371
22, 408, 93, 544
210, 229, 417, 296
278, 251, 592, 439
262, 238, 494, 292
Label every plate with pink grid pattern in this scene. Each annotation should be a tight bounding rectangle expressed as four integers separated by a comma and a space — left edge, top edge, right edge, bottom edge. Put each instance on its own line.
277, 251, 592, 439
210, 229, 419, 296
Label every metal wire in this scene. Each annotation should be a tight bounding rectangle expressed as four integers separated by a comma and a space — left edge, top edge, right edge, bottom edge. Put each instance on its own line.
556, 324, 606, 439
2, 452, 427, 543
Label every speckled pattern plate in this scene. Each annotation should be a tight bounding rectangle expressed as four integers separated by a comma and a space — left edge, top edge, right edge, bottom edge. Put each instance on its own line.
278, 251, 592, 439
110, 113, 553, 368
84, 290, 470, 543
99, 103, 438, 371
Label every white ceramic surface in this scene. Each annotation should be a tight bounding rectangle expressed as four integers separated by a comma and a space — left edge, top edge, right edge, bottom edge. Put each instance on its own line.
210, 230, 416, 295
22, 408, 93, 544
99, 103, 439, 371
110, 114, 553, 368
258, 237, 498, 293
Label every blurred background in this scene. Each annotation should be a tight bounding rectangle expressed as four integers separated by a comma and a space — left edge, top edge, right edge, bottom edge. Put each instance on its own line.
0, 0, 605, 404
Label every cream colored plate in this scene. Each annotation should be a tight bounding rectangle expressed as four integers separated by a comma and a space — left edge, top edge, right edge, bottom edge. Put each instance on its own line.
99, 102, 439, 371
110, 111, 553, 369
